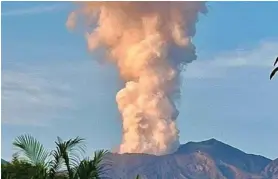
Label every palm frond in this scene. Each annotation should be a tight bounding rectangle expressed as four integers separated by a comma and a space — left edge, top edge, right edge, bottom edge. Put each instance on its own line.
72, 150, 111, 179
12, 134, 49, 167
48, 149, 64, 179
54, 136, 86, 179
74, 158, 96, 179
270, 67, 278, 80
92, 150, 111, 178
55, 136, 86, 168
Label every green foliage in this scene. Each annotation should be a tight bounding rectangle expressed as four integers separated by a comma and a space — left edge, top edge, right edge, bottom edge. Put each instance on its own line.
53, 136, 85, 179
73, 150, 109, 179
48, 149, 64, 179
13, 134, 50, 167
1, 159, 9, 165
1, 159, 47, 179
4, 134, 110, 179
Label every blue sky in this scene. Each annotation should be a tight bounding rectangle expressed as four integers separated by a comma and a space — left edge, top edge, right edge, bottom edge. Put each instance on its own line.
1, 2, 278, 160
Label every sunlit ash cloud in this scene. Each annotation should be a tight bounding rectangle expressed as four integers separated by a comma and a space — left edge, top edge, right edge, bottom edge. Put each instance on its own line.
67, 2, 207, 155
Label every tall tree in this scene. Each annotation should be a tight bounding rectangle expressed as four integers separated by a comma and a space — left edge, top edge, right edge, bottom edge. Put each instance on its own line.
53, 136, 86, 179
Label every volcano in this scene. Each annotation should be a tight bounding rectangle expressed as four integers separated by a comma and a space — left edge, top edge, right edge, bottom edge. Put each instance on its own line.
104, 138, 276, 179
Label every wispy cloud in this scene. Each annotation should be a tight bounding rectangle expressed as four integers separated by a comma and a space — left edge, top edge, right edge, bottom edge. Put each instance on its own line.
184, 40, 278, 79
1, 3, 68, 17
1, 60, 119, 126
2, 66, 75, 126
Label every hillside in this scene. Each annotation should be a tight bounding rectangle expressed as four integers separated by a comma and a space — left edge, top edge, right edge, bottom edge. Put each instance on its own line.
1, 159, 8, 165
105, 139, 275, 179
262, 158, 278, 179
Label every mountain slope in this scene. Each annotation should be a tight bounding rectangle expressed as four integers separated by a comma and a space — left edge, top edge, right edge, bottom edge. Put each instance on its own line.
1, 159, 8, 165
262, 158, 278, 179
105, 139, 273, 179
177, 138, 271, 174
106, 152, 226, 179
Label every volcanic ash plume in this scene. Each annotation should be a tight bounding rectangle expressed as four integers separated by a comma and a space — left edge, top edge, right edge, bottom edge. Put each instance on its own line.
67, 2, 207, 155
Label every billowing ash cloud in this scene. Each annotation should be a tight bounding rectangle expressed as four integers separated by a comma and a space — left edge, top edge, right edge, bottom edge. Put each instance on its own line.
67, 2, 207, 155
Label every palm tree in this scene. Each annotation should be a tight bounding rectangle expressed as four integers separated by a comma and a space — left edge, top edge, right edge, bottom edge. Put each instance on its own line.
73, 150, 110, 179
52, 136, 86, 179
12, 134, 50, 179
10, 134, 109, 179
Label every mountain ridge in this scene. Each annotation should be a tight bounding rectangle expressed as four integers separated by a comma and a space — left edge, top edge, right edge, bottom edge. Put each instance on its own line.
105, 138, 276, 179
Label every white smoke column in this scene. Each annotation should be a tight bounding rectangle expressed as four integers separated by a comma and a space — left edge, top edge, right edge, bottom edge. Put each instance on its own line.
67, 2, 207, 155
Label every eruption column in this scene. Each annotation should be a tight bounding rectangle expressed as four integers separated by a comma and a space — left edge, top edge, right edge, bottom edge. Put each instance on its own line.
67, 2, 207, 155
